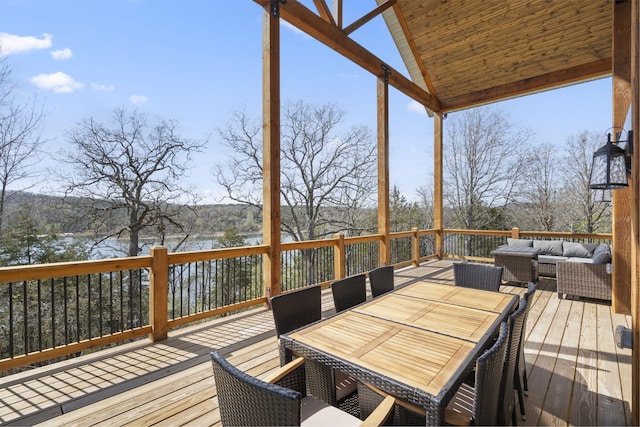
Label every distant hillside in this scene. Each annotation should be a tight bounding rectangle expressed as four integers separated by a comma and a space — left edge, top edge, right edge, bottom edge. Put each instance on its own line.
2, 191, 261, 236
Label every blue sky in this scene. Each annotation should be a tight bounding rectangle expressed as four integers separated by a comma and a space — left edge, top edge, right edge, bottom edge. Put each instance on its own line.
1, 0, 613, 203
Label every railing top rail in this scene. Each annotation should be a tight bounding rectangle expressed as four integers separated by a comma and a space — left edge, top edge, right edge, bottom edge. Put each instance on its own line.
167, 244, 269, 264
0, 256, 152, 283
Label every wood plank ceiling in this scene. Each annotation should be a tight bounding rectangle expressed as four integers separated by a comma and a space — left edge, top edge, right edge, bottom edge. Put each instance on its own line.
378, 0, 613, 112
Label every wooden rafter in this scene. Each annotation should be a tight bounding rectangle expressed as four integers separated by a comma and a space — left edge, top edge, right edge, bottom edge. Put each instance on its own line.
388, 1, 437, 97
253, 0, 440, 112
440, 58, 611, 112
343, 0, 396, 35
313, 0, 336, 26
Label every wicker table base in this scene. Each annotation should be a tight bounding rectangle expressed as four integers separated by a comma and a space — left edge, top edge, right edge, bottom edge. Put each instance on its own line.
491, 246, 541, 284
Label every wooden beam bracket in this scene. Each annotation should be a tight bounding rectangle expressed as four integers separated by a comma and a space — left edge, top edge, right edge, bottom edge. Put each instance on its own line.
271, 0, 286, 18
381, 63, 391, 84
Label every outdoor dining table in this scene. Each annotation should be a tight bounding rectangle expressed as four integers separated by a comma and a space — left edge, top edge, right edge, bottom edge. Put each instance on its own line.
279, 281, 518, 426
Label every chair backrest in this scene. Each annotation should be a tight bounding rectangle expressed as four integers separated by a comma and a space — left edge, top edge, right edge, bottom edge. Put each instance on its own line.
473, 321, 509, 426
369, 266, 394, 298
498, 297, 528, 425
453, 262, 503, 292
331, 274, 367, 312
210, 351, 302, 426
270, 285, 322, 337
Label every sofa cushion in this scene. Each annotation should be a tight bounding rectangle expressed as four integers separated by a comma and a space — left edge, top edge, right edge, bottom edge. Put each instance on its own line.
533, 240, 564, 256
507, 238, 533, 248
538, 255, 568, 265
562, 242, 599, 258
592, 243, 612, 264
566, 257, 595, 264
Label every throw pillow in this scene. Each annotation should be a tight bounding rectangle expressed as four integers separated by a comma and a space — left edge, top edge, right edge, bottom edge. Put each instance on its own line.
562, 242, 599, 258
592, 243, 612, 264
533, 240, 563, 256
507, 238, 533, 248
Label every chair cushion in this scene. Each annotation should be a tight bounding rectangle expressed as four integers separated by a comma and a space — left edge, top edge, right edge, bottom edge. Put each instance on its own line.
537, 255, 568, 265
566, 257, 595, 264
300, 396, 361, 427
507, 238, 533, 248
533, 239, 564, 256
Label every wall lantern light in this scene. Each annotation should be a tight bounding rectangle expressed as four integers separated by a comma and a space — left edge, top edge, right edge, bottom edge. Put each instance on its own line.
589, 129, 633, 190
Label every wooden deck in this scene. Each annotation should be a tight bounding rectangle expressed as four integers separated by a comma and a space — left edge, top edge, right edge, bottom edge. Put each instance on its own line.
0, 260, 632, 426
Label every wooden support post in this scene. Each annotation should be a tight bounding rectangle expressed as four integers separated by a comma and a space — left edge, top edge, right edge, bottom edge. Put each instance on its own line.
434, 113, 444, 258
262, 6, 282, 298
149, 246, 168, 342
630, 0, 640, 422
612, 0, 633, 315
377, 69, 391, 266
334, 233, 345, 280
511, 227, 521, 239
412, 227, 420, 266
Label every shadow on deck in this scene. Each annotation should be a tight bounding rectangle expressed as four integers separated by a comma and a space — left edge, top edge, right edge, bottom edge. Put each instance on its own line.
0, 260, 632, 426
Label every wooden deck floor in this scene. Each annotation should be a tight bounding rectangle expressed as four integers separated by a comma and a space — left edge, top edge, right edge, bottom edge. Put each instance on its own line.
0, 260, 632, 426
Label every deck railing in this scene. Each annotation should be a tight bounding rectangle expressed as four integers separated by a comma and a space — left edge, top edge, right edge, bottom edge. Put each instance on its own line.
0, 227, 610, 372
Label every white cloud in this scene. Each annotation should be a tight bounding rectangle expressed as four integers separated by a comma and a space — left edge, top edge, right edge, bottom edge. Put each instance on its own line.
130, 95, 148, 105
0, 32, 52, 56
92, 82, 115, 92
51, 48, 72, 60
407, 100, 429, 116
30, 72, 83, 93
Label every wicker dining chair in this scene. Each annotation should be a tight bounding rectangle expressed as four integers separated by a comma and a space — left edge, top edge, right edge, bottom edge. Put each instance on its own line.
369, 266, 395, 298
270, 285, 322, 338
515, 282, 536, 421
498, 296, 528, 426
357, 322, 510, 426
331, 274, 367, 312
211, 351, 396, 426
270, 285, 357, 408
453, 262, 504, 292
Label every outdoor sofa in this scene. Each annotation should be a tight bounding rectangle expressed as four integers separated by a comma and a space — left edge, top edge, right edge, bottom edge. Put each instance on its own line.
503, 238, 612, 302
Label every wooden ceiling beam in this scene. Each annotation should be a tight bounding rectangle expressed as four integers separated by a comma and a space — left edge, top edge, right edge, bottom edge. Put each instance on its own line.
440, 58, 612, 112
343, 0, 396, 35
254, 0, 440, 112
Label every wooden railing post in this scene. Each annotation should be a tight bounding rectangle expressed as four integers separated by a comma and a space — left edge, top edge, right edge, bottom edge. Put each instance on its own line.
412, 227, 420, 266
511, 227, 521, 239
334, 233, 346, 280
149, 246, 168, 342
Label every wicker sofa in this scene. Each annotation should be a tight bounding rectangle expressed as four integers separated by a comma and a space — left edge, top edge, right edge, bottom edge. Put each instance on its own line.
503, 238, 612, 302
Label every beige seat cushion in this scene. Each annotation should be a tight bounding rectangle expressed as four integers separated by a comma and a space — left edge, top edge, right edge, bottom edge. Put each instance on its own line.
300, 396, 361, 427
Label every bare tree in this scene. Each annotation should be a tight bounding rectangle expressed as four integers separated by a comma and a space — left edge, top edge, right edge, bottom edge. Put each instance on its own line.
61, 107, 205, 256
444, 107, 529, 231
0, 58, 45, 233
415, 185, 434, 229
559, 131, 611, 233
516, 145, 558, 231
215, 100, 377, 242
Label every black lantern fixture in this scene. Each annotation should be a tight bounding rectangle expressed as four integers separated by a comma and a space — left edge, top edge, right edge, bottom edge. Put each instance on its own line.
588, 129, 633, 190
591, 188, 612, 204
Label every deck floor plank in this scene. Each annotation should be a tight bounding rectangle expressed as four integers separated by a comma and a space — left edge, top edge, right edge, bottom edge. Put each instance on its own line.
0, 260, 630, 426
596, 303, 628, 426
570, 302, 598, 426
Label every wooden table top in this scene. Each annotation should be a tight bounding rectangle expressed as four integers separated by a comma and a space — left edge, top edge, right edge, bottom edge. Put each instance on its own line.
282, 281, 518, 422
354, 293, 499, 342
288, 310, 475, 396
395, 281, 516, 313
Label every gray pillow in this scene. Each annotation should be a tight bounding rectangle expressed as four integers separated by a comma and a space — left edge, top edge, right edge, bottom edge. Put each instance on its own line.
562, 242, 599, 258
533, 240, 563, 256
507, 238, 533, 248
592, 243, 612, 264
